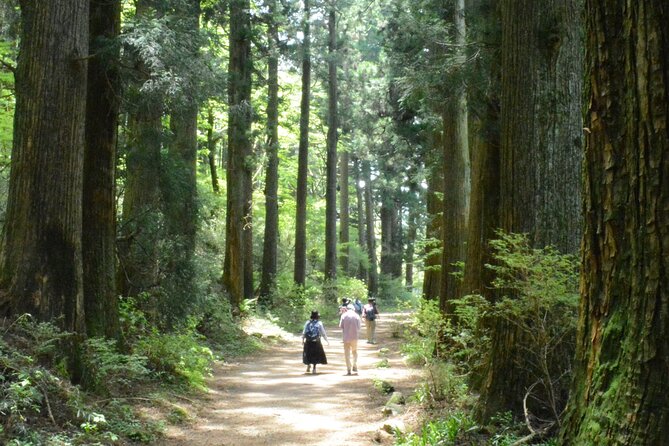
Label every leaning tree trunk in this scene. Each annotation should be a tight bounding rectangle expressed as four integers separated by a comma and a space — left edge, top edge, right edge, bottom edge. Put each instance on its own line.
206, 108, 220, 193
259, 0, 280, 306
83, 0, 121, 339
559, 2, 669, 444
293, 0, 311, 287
224, 0, 253, 312
479, 0, 583, 420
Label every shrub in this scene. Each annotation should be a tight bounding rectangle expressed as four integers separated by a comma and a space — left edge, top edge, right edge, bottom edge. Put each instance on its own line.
81, 337, 150, 395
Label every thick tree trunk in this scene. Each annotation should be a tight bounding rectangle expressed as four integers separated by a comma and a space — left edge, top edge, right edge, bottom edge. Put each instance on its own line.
224, 0, 253, 312
362, 159, 378, 296
83, 0, 121, 339
380, 193, 402, 278
479, 0, 583, 419
559, 2, 669, 444
440, 0, 470, 313
422, 132, 443, 301
259, 0, 280, 306
293, 0, 311, 287
1, 0, 88, 333
324, 4, 338, 284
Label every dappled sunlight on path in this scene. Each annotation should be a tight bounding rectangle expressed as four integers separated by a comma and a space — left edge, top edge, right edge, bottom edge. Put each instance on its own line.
162, 312, 418, 446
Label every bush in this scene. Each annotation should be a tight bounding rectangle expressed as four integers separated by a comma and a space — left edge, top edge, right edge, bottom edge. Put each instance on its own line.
81, 337, 150, 395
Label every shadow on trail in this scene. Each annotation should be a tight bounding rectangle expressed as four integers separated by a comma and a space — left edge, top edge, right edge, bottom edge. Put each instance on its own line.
163, 312, 416, 446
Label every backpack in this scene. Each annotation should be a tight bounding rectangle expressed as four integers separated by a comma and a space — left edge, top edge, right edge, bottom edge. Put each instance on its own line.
353, 300, 363, 315
305, 320, 320, 341
365, 306, 376, 321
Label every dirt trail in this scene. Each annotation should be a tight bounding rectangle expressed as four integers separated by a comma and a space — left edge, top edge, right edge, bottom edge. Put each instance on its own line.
162, 312, 418, 446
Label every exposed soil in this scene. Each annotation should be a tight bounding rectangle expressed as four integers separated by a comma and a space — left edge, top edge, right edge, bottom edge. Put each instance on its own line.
162, 312, 419, 446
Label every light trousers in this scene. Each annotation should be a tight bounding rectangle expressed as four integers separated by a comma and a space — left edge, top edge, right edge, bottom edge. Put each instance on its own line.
343, 340, 358, 372
365, 320, 377, 343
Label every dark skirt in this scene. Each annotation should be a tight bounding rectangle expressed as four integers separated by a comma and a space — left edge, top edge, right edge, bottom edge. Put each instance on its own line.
303, 339, 327, 365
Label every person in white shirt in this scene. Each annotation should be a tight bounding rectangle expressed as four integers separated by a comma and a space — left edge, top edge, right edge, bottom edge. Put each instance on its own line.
339, 304, 362, 375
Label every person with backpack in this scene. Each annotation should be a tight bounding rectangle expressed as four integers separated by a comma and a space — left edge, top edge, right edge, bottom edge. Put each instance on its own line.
362, 297, 379, 344
302, 310, 329, 374
353, 297, 363, 317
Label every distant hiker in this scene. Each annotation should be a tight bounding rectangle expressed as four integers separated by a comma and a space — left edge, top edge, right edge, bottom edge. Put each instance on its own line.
362, 297, 379, 344
353, 297, 363, 317
339, 297, 351, 315
302, 310, 329, 374
339, 304, 361, 376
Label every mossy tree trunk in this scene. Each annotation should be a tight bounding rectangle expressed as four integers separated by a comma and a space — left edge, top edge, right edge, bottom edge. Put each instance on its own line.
422, 132, 443, 301
559, 1, 669, 444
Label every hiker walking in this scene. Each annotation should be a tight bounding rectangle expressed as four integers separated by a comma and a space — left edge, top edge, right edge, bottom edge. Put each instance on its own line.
362, 297, 379, 344
302, 310, 329, 374
339, 304, 361, 375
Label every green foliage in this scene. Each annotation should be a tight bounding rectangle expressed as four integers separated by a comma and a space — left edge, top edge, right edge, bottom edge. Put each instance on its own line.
134, 330, 213, 389
373, 379, 395, 395
81, 337, 150, 395
401, 298, 445, 367
378, 275, 415, 307
394, 412, 478, 446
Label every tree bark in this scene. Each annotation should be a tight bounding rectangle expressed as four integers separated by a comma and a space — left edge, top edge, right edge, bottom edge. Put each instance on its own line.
83, 0, 121, 339
440, 0, 470, 313
559, 2, 669, 444
1, 0, 88, 346
259, 0, 280, 306
339, 149, 350, 275
353, 157, 368, 281
324, 3, 338, 284
479, 0, 583, 419
293, 0, 311, 287
422, 132, 443, 301
224, 0, 253, 312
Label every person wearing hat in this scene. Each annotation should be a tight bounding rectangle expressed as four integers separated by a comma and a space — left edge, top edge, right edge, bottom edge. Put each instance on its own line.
362, 297, 379, 344
339, 304, 361, 375
339, 297, 351, 315
302, 310, 329, 374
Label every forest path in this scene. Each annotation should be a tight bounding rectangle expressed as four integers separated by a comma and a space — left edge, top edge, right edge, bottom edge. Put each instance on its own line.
162, 312, 418, 446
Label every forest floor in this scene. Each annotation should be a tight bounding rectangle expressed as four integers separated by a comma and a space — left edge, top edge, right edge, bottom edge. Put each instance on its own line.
160, 312, 421, 446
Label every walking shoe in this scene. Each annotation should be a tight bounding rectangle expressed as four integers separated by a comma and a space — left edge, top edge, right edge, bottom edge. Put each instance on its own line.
312, 367, 317, 374
346, 370, 352, 376
306, 365, 311, 373
352, 366, 357, 372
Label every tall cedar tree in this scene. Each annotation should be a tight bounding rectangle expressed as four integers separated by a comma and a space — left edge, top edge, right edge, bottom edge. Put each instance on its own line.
559, 1, 669, 443
479, 0, 583, 419
259, 0, 280, 305
293, 0, 311, 286
324, 2, 338, 283
163, 0, 201, 319
362, 158, 379, 295
353, 157, 368, 281
117, 0, 163, 298
0, 1, 88, 372
422, 131, 443, 301
224, 0, 253, 311
440, 0, 469, 313
84, 0, 121, 339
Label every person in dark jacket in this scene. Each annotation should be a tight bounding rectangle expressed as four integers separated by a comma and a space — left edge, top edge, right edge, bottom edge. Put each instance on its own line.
302, 310, 329, 374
